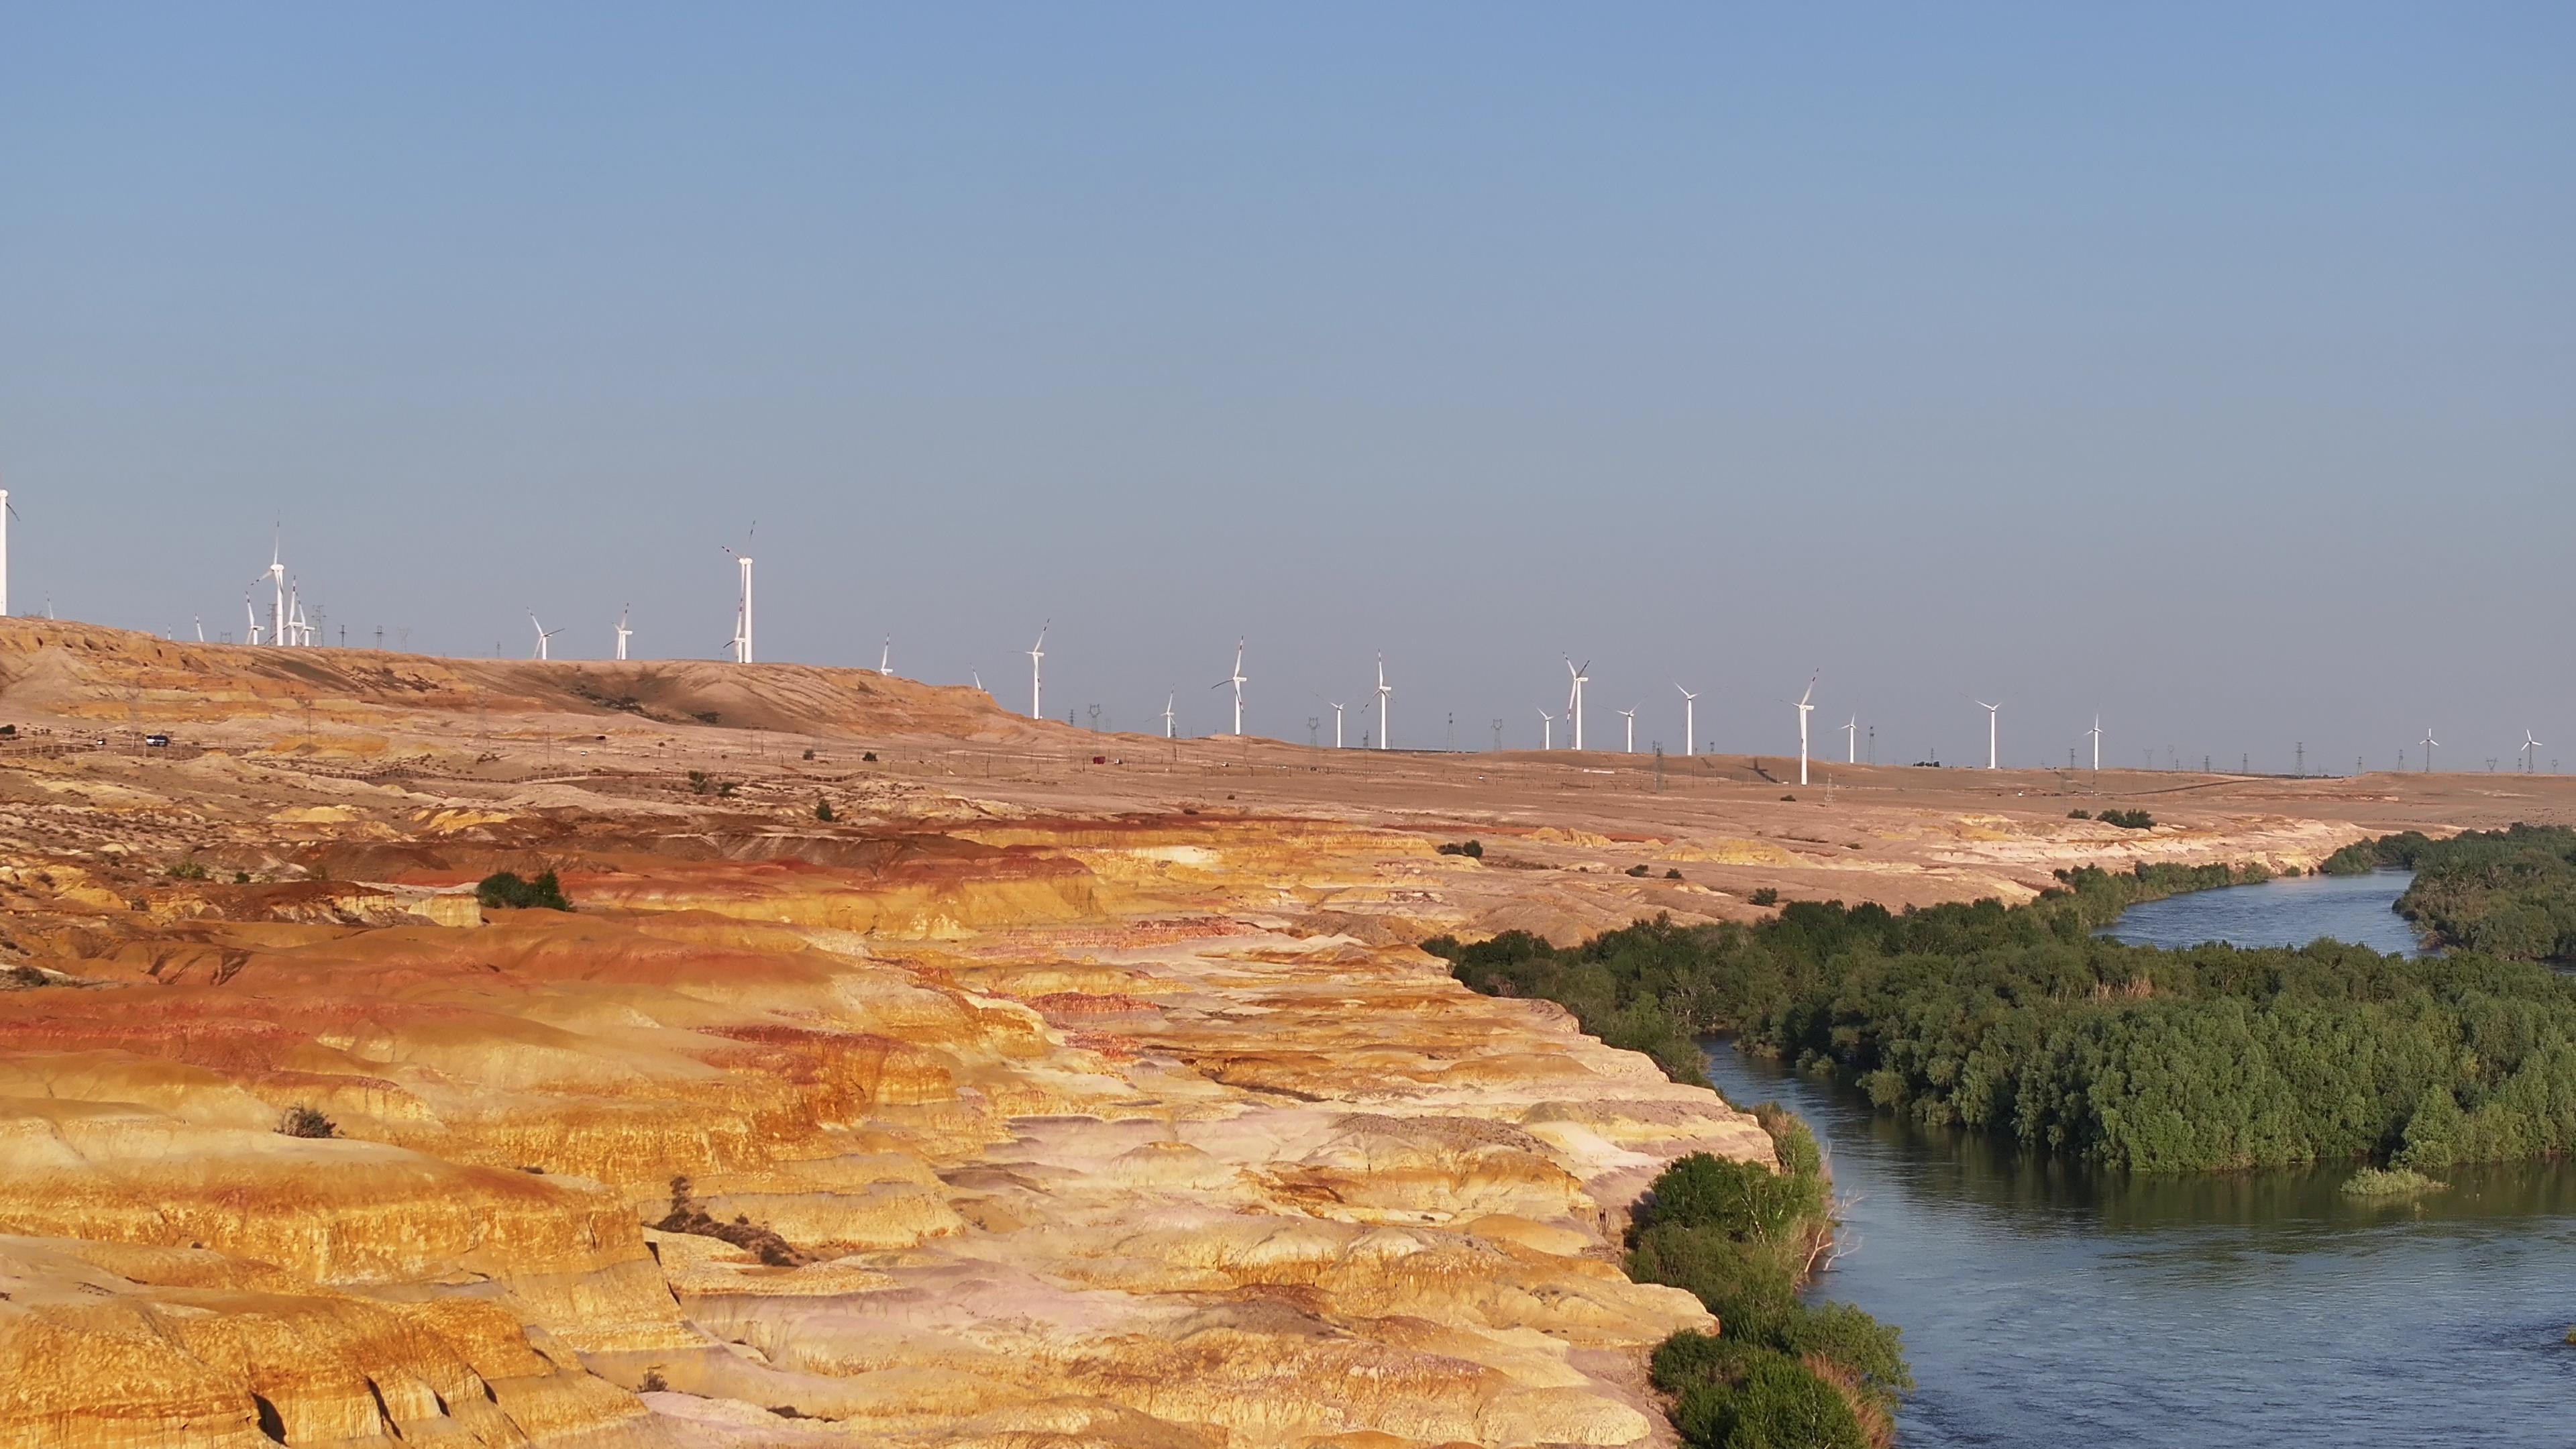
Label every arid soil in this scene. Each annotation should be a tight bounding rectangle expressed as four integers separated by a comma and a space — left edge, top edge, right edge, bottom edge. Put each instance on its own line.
0, 620, 2553, 1447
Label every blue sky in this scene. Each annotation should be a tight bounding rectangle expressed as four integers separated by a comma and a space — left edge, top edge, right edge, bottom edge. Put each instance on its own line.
3, 5, 2568, 768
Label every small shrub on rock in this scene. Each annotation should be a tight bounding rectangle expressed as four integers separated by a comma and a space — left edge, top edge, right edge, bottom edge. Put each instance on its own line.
278, 1104, 337, 1138
477, 869, 571, 912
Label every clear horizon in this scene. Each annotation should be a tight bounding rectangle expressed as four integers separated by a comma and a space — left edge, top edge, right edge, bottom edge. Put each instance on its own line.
3, 6, 2567, 771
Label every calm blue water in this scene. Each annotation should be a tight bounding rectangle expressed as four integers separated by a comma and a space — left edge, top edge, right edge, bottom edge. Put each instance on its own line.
2099, 867, 2432, 956
1701, 869, 2576, 1448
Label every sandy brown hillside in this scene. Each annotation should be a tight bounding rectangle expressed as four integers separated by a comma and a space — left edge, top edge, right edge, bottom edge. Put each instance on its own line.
0, 617, 1043, 746
0, 621, 2556, 1446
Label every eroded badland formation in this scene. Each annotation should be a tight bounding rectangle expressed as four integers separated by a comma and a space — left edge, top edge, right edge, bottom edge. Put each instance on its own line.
0, 619, 2558, 1447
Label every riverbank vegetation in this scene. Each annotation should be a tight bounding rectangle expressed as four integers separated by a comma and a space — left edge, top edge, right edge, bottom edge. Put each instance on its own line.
2322, 824, 2576, 962
1430, 858, 2576, 1176
1628, 1114, 1909, 1447
2340, 1165, 2445, 1197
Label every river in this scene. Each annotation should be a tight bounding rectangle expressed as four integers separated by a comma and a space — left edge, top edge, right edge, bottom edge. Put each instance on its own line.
1697, 868, 2576, 1446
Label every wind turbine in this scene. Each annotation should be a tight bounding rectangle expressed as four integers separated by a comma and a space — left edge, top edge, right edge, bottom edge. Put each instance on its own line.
1675, 684, 1697, 757
193, 616, 204, 643
1162, 694, 1176, 739
2087, 716, 2103, 772
879, 636, 892, 677
1564, 658, 1589, 751
1974, 699, 2001, 769
267, 531, 287, 649
287, 578, 311, 647
1792, 674, 1817, 786
1375, 653, 1393, 750
0, 484, 12, 616
722, 525, 755, 663
1841, 716, 1858, 764
243, 589, 262, 647
1537, 707, 1556, 751
1619, 705, 1638, 753
1328, 700, 1346, 749
529, 612, 562, 661
1027, 622, 1049, 719
2419, 727, 2438, 773
2522, 730, 2543, 773
1214, 639, 1246, 735
614, 606, 632, 661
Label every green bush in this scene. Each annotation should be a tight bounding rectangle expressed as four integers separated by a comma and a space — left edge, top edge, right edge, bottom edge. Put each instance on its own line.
1749, 888, 1780, 907
2341, 1165, 2444, 1197
476, 869, 572, 912
1674, 1353, 1869, 1449
168, 857, 209, 880
2096, 808, 2155, 829
1633, 1151, 1822, 1243
2068, 808, 2090, 820
1436, 839, 1484, 858
814, 798, 835, 822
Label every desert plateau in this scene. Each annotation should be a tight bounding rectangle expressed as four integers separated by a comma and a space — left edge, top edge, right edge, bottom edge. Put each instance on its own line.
0, 619, 2553, 1446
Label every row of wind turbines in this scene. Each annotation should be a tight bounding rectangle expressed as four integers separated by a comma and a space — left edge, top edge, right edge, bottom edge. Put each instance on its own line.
190, 525, 2558, 778
1006, 629, 2576, 781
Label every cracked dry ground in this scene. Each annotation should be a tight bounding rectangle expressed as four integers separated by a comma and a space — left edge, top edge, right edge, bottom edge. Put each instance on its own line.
0, 788, 1766, 1448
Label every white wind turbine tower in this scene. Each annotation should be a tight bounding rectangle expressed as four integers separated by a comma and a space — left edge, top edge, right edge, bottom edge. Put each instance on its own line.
1675, 684, 1697, 757
1328, 700, 1346, 749
1214, 639, 1247, 735
2522, 730, 2543, 773
1026, 623, 1049, 719
722, 526, 755, 663
1564, 658, 1589, 751
193, 616, 204, 643
266, 532, 287, 648
242, 589, 262, 647
1974, 699, 2001, 769
2088, 716, 2103, 772
1619, 705, 1638, 753
879, 636, 892, 677
1537, 707, 1556, 751
287, 578, 312, 647
529, 612, 562, 661
1375, 653, 1393, 750
2419, 727, 2438, 772
1792, 674, 1817, 786
1162, 694, 1176, 739
614, 606, 633, 661
1842, 716, 1858, 764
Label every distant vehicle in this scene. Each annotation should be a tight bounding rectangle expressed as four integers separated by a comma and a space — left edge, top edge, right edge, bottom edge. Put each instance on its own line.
145, 734, 171, 748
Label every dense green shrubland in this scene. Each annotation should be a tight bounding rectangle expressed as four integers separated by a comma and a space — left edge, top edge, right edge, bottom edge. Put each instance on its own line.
2322, 824, 2576, 961
1430, 859, 2576, 1174
1629, 1114, 1910, 1448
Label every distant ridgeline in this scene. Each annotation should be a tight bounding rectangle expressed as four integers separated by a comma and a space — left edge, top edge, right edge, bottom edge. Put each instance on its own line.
2322, 823, 2576, 963
1430, 857, 2576, 1176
